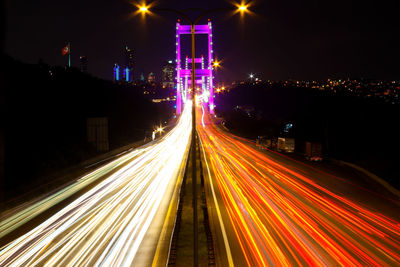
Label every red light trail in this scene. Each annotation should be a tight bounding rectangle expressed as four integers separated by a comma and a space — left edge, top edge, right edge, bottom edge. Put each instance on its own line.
198, 109, 400, 266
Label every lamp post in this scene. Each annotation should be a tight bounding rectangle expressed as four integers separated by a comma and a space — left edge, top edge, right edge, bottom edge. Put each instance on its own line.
138, 4, 249, 266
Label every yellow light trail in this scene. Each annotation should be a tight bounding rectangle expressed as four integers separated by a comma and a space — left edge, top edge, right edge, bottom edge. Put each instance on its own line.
0, 101, 193, 266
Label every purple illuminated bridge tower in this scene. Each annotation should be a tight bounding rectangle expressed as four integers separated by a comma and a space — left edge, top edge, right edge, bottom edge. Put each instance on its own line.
175, 20, 215, 115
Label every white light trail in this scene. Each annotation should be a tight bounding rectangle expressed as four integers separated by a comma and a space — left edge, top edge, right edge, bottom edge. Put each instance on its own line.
0, 101, 193, 266
201, 105, 206, 127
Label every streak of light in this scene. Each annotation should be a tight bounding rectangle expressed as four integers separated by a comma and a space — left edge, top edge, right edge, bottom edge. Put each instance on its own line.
199, 136, 234, 266
0, 101, 193, 266
0, 149, 143, 239
198, 108, 400, 266
201, 105, 205, 127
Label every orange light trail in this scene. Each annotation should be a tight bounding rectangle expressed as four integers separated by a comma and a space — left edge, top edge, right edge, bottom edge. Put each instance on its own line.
198, 108, 400, 266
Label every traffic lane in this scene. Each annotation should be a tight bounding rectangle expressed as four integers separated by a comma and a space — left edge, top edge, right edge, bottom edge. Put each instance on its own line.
138, 141, 190, 267
215, 129, 400, 221
199, 135, 247, 267
200, 109, 275, 266
0, 102, 193, 266
0, 146, 151, 247
205, 112, 400, 217
0, 112, 178, 247
199, 126, 280, 266
198, 111, 400, 266
1, 152, 167, 265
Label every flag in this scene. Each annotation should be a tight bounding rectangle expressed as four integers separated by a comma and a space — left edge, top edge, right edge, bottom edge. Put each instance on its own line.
62, 43, 70, 56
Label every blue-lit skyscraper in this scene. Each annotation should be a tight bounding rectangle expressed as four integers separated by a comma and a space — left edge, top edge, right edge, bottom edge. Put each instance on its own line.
113, 64, 120, 81
113, 45, 134, 83
124, 67, 130, 82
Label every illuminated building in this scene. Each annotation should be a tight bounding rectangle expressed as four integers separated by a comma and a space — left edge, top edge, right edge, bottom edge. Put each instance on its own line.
161, 60, 175, 89
148, 72, 156, 84
113, 64, 120, 81
80, 56, 88, 73
124, 67, 131, 83
140, 72, 145, 82
125, 45, 134, 83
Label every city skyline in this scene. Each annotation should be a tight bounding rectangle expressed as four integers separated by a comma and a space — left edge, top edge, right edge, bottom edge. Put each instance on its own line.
4, 0, 400, 82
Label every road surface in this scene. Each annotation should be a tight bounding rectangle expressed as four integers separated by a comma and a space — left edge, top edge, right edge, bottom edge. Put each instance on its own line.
0, 102, 192, 266
198, 107, 400, 266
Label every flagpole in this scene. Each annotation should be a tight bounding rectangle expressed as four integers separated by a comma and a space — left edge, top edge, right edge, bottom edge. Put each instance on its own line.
68, 42, 71, 68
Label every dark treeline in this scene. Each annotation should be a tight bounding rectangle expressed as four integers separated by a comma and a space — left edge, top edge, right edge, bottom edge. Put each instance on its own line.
215, 83, 399, 188
3, 56, 174, 200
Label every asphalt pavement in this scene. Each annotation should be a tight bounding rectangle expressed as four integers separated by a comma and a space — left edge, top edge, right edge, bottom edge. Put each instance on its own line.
198, 106, 400, 266
0, 102, 192, 266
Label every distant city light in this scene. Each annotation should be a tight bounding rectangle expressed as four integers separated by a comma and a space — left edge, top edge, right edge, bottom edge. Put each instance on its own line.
157, 126, 164, 133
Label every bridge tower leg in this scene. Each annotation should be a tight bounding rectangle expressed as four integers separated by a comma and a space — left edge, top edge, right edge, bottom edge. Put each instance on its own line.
175, 21, 182, 115
207, 20, 215, 114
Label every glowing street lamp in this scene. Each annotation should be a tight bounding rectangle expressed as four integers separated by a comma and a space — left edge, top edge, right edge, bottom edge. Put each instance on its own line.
213, 61, 221, 68
134, 3, 151, 17
139, 6, 148, 13
233, 1, 252, 18
238, 5, 247, 12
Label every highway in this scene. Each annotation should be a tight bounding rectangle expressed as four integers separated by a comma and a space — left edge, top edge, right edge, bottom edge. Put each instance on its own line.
0, 101, 192, 266
198, 107, 400, 266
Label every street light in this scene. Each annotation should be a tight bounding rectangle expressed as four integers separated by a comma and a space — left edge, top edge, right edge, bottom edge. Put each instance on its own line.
135, 2, 151, 17
139, 6, 148, 13
238, 5, 247, 12
233, 1, 252, 17
213, 60, 221, 68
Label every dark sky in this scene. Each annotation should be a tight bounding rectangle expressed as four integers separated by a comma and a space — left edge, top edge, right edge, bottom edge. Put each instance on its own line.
4, 0, 400, 82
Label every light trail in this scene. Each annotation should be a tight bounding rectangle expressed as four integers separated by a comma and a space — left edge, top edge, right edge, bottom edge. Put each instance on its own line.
198, 107, 400, 266
201, 105, 205, 127
0, 101, 192, 266
199, 136, 234, 267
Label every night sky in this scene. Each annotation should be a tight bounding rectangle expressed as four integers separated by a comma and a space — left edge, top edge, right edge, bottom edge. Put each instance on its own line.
4, 0, 400, 82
